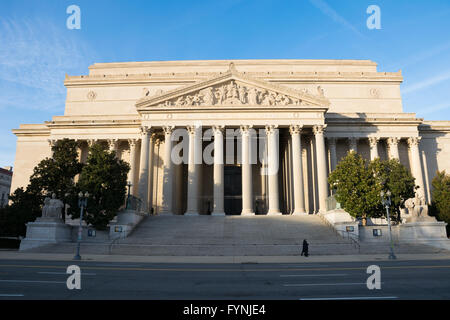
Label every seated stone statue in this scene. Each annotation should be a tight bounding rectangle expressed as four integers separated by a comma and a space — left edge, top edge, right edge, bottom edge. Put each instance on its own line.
41, 194, 64, 220
401, 193, 435, 223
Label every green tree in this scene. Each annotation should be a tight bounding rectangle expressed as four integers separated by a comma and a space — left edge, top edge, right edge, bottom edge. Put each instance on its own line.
0, 139, 83, 237
29, 139, 82, 201
430, 170, 450, 235
0, 187, 42, 237
369, 158, 416, 222
74, 143, 129, 230
328, 151, 381, 224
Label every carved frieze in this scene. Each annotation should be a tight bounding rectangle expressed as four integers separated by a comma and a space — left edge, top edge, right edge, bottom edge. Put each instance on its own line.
156, 80, 303, 107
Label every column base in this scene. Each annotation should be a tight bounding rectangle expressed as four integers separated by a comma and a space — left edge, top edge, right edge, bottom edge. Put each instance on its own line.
292, 210, 308, 215
184, 211, 200, 216
159, 211, 174, 215
267, 210, 282, 215
241, 209, 255, 216
211, 212, 225, 216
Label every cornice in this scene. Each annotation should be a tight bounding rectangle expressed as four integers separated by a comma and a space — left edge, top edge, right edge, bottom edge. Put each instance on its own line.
64, 71, 402, 87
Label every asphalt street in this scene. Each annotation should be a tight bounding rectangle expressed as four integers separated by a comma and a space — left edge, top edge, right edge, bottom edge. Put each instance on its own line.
0, 259, 449, 300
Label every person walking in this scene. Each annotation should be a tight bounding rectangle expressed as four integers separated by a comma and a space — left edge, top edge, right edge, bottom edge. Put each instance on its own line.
301, 239, 309, 257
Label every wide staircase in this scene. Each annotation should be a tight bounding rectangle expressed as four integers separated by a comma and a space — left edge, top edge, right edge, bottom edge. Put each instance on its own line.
27, 215, 447, 256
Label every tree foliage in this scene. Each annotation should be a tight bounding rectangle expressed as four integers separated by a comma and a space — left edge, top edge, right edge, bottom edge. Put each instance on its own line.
29, 139, 82, 200
369, 158, 416, 221
73, 143, 129, 230
0, 187, 42, 237
430, 170, 450, 235
328, 152, 381, 221
329, 152, 417, 223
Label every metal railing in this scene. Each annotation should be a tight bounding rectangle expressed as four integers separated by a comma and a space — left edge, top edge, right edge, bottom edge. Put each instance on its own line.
318, 213, 360, 252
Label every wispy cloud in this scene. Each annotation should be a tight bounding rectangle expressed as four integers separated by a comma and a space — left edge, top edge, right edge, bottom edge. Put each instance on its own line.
386, 42, 450, 71
416, 102, 450, 116
308, 0, 364, 38
0, 17, 95, 112
402, 70, 450, 95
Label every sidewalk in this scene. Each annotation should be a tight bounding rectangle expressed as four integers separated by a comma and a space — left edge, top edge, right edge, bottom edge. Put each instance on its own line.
1, 251, 450, 264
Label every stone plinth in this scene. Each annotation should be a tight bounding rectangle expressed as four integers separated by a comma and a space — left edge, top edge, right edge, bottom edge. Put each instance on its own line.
19, 217, 72, 250
109, 209, 145, 240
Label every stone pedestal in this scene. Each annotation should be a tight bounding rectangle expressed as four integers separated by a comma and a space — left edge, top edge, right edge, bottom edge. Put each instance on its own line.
399, 220, 448, 241
109, 209, 145, 240
19, 217, 72, 250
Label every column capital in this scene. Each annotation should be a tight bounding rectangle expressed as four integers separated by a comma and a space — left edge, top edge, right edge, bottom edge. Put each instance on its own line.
212, 125, 225, 135
87, 139, 97, 147
289, 124, 303, 135
348, 137, 358, 149
162, 125, 175, 136
128, 138, 138, 147
387, 137, 400, 146
327, 137, 336, 147
368, 136, 380, 147
313, 124, 327, 135
187, 124, 202, 135
239, 125, 253, 135
140, 126, 153, 136
107, 139, 119, 150
265, 124, 279, 135
407, 136, 421, 147
48, 139, 57, 147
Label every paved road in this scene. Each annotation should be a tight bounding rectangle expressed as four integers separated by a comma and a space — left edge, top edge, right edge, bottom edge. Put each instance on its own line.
0, 259, 449, 299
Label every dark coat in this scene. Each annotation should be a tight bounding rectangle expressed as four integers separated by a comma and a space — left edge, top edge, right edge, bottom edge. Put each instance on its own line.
302, 240, 309, 250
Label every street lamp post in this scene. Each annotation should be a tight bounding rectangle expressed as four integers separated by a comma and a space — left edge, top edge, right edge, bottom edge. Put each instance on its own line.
380, 190, 397, 260
73, 191, 89, 260
126, 181, 132, 210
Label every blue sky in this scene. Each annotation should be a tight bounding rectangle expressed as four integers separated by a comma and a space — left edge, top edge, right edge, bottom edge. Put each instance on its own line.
1, 0, 450, 168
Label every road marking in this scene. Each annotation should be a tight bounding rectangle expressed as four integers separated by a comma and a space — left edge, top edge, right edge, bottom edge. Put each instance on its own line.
37, 272, 96, 276
300, 296, 398, 300
280, 274, 348, 277
284, 282, 378, 287
90, 264, 142, 267
0, 279, 66, 284
0, 264, 449, 273
0, 294, 24, 297
279, 265, 330, 267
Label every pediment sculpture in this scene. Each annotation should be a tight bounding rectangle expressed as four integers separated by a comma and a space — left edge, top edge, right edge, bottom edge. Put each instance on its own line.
157, 80, 303, 107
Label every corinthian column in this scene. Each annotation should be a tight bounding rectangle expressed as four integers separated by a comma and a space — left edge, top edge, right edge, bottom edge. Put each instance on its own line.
138, 126, 152, 213
313, 125, 328, 213
290, 125, 306, 215
407, 137, 425, 199
348, 137, 358, 153
185, 125, 202, 215
108, 139, 119, 154
368, 137, 379, 160
161, 126, 174, 215
240, 125, 255, 215
128, 139, 139, 195
328, 137, 337, 172
387, 137, 400, 160
212, 125, 225, 216
265, 125, 281, 215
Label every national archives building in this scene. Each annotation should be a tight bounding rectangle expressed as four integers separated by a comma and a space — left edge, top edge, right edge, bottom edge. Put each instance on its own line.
11, 60, 450, 216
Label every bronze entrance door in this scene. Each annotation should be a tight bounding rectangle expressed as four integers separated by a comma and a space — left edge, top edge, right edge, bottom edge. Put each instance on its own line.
224, 165, 242, 215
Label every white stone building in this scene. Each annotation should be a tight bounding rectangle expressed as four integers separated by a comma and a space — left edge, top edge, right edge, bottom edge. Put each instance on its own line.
0, 166, 13, 208
10, 59, 450, 215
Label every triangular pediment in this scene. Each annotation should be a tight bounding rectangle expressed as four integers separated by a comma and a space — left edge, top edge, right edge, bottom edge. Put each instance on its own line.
136, 63, 330, 109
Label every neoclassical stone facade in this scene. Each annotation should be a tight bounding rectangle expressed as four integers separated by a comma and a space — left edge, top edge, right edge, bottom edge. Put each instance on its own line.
11, 59, 450, 215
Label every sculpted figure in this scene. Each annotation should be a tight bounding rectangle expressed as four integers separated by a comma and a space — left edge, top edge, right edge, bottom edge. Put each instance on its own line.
42, 197, 51, 217
42, 194, 64, 219
248, 88, 258, 105
201, 87, 214, 105
317, 86, 325, 97
215, 86, 226, 105
238, 85, 246, 104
